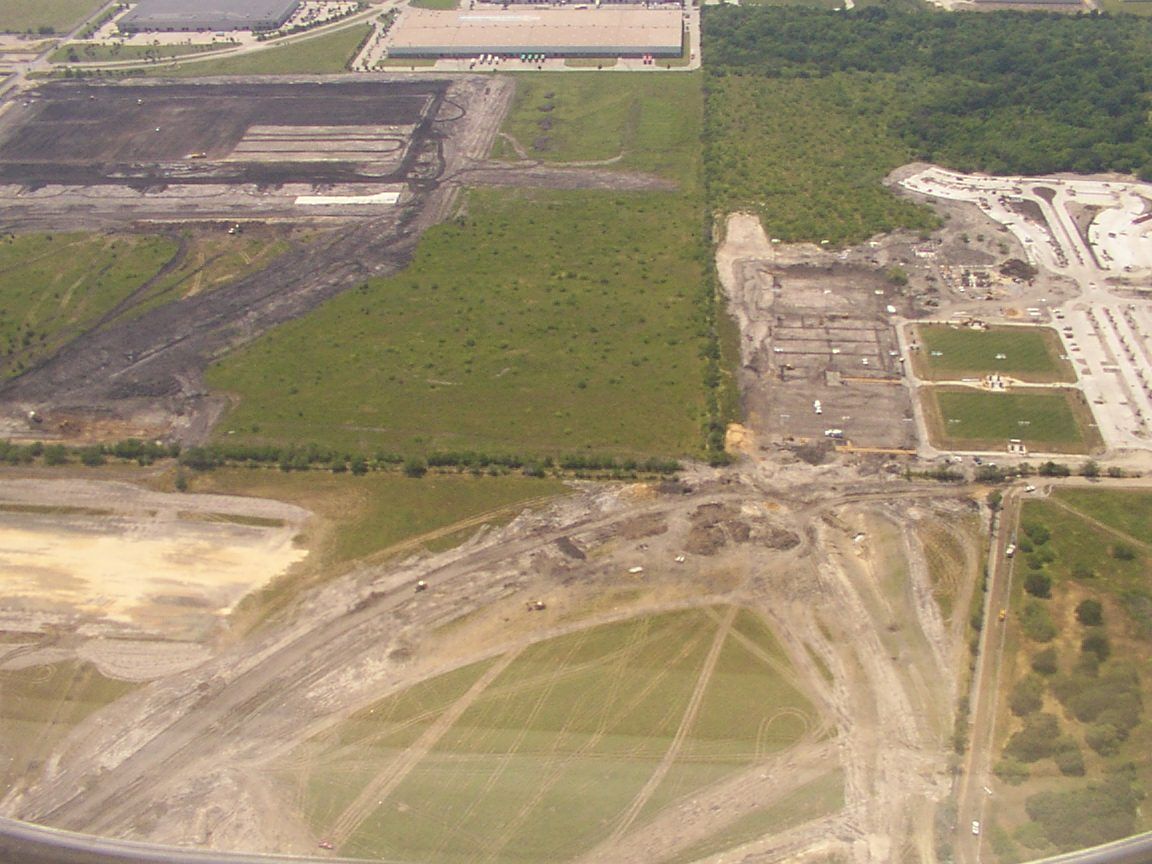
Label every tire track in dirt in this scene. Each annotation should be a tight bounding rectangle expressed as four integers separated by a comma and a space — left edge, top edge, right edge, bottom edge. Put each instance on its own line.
422, 631, 598, 861
477, 619, 715, 864
596, 605, 737, 854
358, 494, 567, 565
473, 618, 654, 864
326, 646, 523, 849
585, 741, 841, 864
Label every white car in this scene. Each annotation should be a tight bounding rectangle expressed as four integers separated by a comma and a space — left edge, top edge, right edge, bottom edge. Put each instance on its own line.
972, 820, 981, 836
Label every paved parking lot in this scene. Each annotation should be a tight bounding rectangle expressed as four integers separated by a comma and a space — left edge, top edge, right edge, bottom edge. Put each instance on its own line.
901, 167, 1152, 285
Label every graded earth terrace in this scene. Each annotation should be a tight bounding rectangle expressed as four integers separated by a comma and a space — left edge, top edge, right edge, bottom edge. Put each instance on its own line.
0, 80, 441, 188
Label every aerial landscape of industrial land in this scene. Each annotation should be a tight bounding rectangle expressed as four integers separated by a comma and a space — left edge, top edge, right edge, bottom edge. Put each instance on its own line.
1, 0, 1152, 863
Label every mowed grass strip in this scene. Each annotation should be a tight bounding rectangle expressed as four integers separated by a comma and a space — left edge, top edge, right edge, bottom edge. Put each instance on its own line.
914, 324, 1074, 383
922, 387, 1099, 453
292, 607, 816, 864
0, 0, 104, 32
207, 188, 709, 460
50, 41, 227, 63
150, 24, 369, 76
0, 232, 176, 379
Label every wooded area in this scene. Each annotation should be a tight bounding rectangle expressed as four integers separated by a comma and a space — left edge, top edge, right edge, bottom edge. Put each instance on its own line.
703, 7, 1152, 241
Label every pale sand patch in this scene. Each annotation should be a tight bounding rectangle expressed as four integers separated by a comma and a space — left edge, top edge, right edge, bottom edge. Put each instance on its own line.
0, 481, 311, 644
76, 639, 213, 681
0, 519, 306, 627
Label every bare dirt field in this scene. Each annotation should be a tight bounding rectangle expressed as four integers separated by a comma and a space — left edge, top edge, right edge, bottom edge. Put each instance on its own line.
718, 214, 916, 454
0, 469, 980, 864
0, 478, 310, 649
0, 81, 438, 187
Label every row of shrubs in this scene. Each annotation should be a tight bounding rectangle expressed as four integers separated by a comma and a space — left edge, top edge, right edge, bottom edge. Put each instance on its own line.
976, 460, 1126, 484
0, 438, 680, 478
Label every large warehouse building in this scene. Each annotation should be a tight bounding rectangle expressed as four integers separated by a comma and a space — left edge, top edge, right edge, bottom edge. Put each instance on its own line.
118, 0, 301, 33
387, 7, 684, 59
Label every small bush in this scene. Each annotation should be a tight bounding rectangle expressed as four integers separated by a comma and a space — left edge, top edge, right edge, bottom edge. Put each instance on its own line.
1020, 600, 1057, 642
1022, 522, 1051, 545
1010, 674, 1046, 716
42, 444, 69, 466
1076, 599, 1103, 626
1024, 570, 1052, 599
1031, 647, 1059, 676
1086, 722, 1121, 756
79, 447, 106, 467
1005, 712, 1061, 763
1081, 631, 1111, 662
1055, 746, 1085, 777
1112, 543, 1136, 561
994, 758, 1029, 785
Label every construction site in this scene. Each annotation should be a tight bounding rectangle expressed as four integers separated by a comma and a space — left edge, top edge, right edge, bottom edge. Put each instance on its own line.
718, 216, 917, 456
3, 18, 1152, 862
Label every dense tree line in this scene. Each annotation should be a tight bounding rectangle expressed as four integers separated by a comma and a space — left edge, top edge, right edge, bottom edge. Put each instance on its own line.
704, 7, 1152, 186
0, 438, 678, 479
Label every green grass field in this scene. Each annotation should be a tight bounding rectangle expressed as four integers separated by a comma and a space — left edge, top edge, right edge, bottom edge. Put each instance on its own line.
186, 468, 568, 567
207, 188, 710, 461
0, 660, 138, 793
145, 24, 368, 76
0, 232, 176, 379
1021, 490, 1152, 636
489, 73, 703, 186
923, 387, 1098, 454
207, 74, 715, 462
284, 606, 824, 864
914, 325, 1075, 383
1096, 0, 1152, 15
0, 0, 104, 32
987, 489, 1152, 855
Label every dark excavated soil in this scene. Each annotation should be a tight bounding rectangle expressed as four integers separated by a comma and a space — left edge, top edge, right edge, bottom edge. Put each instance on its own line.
0, 80, 444, 187
0, 76, 506, 438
